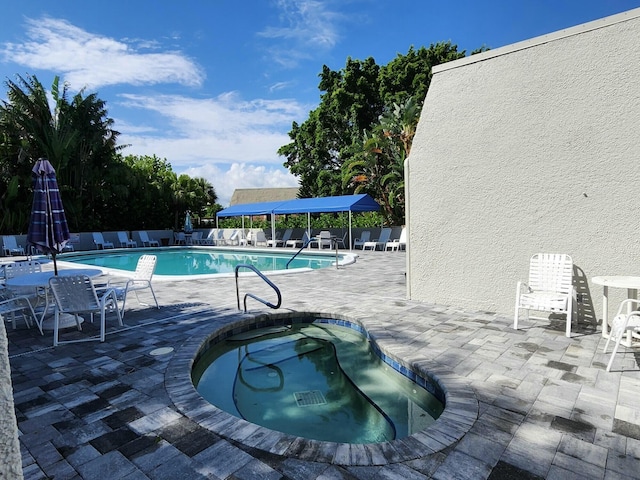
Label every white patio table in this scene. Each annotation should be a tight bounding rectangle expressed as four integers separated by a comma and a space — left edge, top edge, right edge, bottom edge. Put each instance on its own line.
6, 268, 104, 331
592, 275, 640, 347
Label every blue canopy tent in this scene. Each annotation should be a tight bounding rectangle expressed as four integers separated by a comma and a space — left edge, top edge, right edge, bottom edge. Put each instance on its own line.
216, 194, 380, 249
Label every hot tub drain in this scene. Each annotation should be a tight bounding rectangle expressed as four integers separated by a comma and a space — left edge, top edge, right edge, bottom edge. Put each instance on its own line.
294, 390, 327, 407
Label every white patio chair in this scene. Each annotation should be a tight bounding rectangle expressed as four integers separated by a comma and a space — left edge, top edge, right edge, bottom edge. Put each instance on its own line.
0, 286, 39, 334
191, 231, 203, 244
250, 230, 268, 246
48, 274, 122, 346
363, 228, 392, 251
92, 232, 114, 249
4, 260, 45, 301
174, 232, 186, 245
353, 231, 371, 250
139, 231, 159, 247
333, 232, 348, 249
2, 236, 25, 256
386, 227, 407, 251
106, 254, 159, 319
514, 253, 576, 337
117, 231, 137, 248
603, 299, 640, 372
311, 230, 332, 249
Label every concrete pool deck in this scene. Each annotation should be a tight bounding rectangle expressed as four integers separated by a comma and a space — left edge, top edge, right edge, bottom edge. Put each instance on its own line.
6, 250, 640, 479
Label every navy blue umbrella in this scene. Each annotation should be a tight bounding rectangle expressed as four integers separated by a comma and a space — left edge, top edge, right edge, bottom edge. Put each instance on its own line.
27, 158, 70, 274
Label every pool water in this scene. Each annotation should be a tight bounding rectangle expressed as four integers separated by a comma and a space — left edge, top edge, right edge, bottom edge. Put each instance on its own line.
192, 322, 444, 443
61, 248, 340, 276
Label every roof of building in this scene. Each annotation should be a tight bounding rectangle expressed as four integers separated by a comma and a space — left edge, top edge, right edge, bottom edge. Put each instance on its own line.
229, 187, 299, 206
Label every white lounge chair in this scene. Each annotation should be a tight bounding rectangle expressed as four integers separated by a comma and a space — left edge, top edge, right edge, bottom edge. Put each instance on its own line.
139, 231, 159, 247
92, 232, 114, 250
224, 229, 239, 246
117, 231, 137, 248
2, 236, 25, 256
106, 254, 159, 319
48, 274, 122, 346
267, 229, 293, 247
199, 229, 217, 245
514, 253, 575, 337
215, 229, 226, 245
603, 299, 640, 372
62, 233, 80, 252
286, 231, 310, 248
353, 231, 371, 250
363, 228, 392, 251
386, 227, 407, 251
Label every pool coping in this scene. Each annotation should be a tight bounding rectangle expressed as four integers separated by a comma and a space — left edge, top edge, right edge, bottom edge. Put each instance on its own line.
55, 246, 359, 281
166, 310, 479, 466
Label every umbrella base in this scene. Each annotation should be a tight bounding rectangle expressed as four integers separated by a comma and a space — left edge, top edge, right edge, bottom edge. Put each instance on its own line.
41, 314, 84, 330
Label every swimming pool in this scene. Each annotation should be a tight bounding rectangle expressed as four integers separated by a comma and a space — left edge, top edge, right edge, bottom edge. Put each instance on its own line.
192, 320, 445, 443
59, 247, 356, 279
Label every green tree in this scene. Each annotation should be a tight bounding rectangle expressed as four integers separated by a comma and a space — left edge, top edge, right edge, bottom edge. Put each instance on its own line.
0, 75, 216, 234
279, 57, 382, 198
343, 96, 421, 225
280, 42, 473, 224
0, 74, 123, 232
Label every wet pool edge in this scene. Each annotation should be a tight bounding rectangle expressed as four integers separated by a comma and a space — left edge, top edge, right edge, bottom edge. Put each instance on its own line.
165, 310, 479, 466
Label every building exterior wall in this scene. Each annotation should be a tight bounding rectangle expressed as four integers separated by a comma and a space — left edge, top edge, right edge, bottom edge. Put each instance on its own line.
0, 322, 23, 479
407, 9, 640, 322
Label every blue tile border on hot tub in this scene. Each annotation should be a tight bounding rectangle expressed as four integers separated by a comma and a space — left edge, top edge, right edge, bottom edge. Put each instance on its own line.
166, 310, 479, 466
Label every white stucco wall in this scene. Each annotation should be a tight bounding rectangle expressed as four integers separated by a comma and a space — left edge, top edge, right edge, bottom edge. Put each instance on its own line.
407, 8, 640, 324
0, 322, 23, 479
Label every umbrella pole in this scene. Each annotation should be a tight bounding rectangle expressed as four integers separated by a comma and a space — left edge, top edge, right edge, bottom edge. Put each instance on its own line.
52, 253, 58, 275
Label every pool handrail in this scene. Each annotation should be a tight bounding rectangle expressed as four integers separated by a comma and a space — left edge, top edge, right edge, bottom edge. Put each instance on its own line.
235, 264, 282, 312
286, 237, 339, 270
285, 237, 315, 269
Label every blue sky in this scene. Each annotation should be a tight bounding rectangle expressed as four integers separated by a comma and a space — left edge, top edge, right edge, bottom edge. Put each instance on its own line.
2, 0, 639, 206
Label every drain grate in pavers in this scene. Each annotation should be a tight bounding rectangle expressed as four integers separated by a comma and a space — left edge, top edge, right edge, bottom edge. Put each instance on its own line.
294, 390, 327, 407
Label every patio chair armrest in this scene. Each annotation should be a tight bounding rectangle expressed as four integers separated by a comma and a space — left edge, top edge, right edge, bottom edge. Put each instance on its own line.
0, 295, 33, 307
516, 281, 532, 294
614, 298, 640, 317
99, 287, 119, 307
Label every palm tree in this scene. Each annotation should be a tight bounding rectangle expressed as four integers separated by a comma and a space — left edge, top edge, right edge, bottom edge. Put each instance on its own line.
0, 74, 123, 231
343, 96, 421, 225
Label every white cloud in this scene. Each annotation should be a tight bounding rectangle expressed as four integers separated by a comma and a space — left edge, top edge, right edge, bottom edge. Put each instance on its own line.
182, 162, 299, 207
117, 92, 308, 167
1, 17, 204, 89
259, 0, 343, 67
117, 91, 307, 206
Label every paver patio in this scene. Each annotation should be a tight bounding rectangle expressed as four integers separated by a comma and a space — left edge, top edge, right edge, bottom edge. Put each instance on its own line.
5, 250, 640, 479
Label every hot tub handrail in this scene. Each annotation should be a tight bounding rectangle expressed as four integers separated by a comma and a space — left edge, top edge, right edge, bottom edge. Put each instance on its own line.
285, 237, 316, 269
235, 263, 282, 312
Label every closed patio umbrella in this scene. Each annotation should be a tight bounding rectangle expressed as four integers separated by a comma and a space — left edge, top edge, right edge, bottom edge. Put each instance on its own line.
184, 211, 193, 233
27, 158, 70, 275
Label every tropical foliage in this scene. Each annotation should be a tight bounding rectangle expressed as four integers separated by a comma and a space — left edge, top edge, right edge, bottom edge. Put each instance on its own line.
279, 42, 486, 225
0, 74, 217, 234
